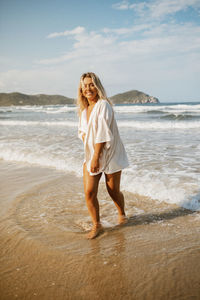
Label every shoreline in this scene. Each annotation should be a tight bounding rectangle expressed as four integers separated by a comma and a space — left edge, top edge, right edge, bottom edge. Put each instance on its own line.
0, 161, 200, 299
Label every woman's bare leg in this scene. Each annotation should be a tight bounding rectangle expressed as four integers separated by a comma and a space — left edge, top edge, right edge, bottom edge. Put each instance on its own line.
83, 163, 103, 238
105, 171, 127, 224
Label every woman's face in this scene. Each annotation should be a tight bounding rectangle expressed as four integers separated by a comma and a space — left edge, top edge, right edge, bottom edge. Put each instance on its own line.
81, 77, 98, 103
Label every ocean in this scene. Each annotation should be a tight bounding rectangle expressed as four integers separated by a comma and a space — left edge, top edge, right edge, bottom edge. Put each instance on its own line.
0, 101, 200, 212
1, 101, 200, 299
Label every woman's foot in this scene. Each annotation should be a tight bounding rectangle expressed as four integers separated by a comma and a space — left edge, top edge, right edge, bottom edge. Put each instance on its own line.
87, 223, 103, 239
118, 215, 128, 225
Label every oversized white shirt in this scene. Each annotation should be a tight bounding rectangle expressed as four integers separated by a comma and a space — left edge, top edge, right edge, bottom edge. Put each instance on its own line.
78, 99, 129, 176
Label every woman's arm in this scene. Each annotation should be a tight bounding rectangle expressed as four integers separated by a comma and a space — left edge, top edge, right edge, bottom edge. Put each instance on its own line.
91, 142, 105, 173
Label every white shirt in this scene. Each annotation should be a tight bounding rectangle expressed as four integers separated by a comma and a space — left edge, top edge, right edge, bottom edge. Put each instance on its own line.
78, 99, 129, 176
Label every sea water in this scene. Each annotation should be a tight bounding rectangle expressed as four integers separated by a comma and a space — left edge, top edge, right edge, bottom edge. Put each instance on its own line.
0, 102, 200, 211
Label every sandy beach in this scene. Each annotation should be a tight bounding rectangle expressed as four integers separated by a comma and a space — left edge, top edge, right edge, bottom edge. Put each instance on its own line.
0, 161, 200, 300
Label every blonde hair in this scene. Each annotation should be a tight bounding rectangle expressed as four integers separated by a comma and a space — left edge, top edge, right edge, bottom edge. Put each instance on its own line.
77, 72, 112, 114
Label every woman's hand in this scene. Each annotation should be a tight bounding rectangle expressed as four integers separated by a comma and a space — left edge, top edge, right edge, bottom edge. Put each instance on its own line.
90, 142, 105, 173
90, 156, 100, 173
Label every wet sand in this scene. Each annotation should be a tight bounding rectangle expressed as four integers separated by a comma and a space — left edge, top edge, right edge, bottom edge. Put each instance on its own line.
0, 161, 200, 300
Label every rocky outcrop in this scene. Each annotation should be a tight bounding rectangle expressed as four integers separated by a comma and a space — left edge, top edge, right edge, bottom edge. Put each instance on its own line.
110, 90, 159, 104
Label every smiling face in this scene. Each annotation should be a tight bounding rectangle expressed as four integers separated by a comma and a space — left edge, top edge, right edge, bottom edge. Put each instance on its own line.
81, 77, 98, 104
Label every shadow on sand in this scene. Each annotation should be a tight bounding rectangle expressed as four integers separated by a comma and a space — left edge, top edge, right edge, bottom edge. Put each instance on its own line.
106, 207, 197, 233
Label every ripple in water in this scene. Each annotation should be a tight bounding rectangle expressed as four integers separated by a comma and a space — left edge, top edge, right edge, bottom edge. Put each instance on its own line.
9, 173, 172, 251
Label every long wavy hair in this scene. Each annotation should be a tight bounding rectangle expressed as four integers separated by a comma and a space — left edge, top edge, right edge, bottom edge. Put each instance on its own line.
77, 72, 112, 114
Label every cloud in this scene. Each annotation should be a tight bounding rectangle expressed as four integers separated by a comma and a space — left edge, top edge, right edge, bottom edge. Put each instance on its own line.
47, 26, 85, 39
112, 1, 130, 10
38, 27, 117, 65
103, 24, 150, 35
38, 21, 200, 65
112, 0, 200, 19
148, 0, 200, 19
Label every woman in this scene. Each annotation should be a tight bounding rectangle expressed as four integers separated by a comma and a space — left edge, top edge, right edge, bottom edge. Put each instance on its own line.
77, 72, 129, 239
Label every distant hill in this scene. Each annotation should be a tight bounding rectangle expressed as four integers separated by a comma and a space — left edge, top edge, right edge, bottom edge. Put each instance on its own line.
0, 92, 74, 106
0, 90, 159, 106
110, 90, 159, 104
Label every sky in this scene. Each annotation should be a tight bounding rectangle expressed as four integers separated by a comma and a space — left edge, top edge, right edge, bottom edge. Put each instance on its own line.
0, 0, 200, 102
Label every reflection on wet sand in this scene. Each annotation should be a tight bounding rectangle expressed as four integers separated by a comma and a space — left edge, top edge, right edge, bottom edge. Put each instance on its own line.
0, 163, 200, 299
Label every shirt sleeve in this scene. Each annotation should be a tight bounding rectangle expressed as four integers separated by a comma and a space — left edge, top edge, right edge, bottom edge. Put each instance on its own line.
95, 101, 113, 149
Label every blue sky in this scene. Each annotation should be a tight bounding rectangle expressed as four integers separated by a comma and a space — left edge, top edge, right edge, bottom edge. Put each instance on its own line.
0, 0, 200, 102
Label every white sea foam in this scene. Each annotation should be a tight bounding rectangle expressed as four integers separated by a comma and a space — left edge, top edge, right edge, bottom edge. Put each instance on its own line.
121, 169, 200, 211
0, 120, 78, 127
0, 137, 199, 211
45, 106, 77, 113
1, 105, 77, 113
114, 104, 200, 114
117, 120, 200, 129
1, 119, 200, 130
7, 105, 45, 112
0, 147, 83, 176
3, 103, 200, 115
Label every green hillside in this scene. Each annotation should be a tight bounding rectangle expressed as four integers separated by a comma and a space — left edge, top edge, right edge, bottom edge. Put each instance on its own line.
0, 90, 159, 106
0, 92, 74, 106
